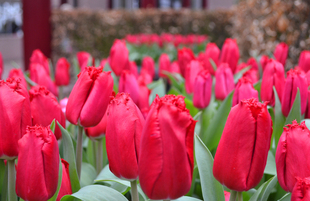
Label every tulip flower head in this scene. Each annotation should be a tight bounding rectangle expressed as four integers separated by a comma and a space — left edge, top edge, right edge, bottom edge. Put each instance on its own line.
215, 63, 235, 101
193, 70, 212, 109
205, 42, 220, 75
142, 56, 155, 79
119, 70, 140, 105
274, 42, 289, 67
291, 177, 310, 201
77, 51, 92, 72
260, 55, 269, 71
8, 68, 27, 88
55, 57, 70, 86
178, 47, 195, 77
220, 38, 240, 73
298, 50, 310, 73
109, 39, 130, 76
56, 159, 72, 201
185, 60, 204, 94
159, 53, 171, 78
232, 77, 258, 106
30, 49, 50, 75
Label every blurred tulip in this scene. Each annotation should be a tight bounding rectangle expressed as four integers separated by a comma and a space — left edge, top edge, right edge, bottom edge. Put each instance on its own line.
60, 98, 68, 114
193, 70, 212, 109
137, 79, 150, 112
260, 55, 269, 71
215, 63, 235, 100
298, 50, 310, 73
159, 53, 170, 78
205, 43, 220, 75
85, 111, 107, 140
214, 98, 272, 191
8, 69, 27, 88
170, 61, 181, 74
274, 42, 289, 67
220, 38, 240, 73
66, 66, 113, 127
142, 56, 155, 79
29, 86, 66, 140
119, 70, 140, 105
281, 69, 308, 117
178, 47, 195, 77
247, 57, 258, 71
0, 78, 31, 160
185, 60, 203, 94
291, 177, 310, 201
260, 59, 285, 106
197, 52, 206, 69
243, 69, 259, 83
56, 159, 72, 201
232, 77, 258, 106
276, 121, 310, 192
100, 58, 108, 68
55, 57, 70, 86
77, 51, 92, 72
106, 93, 145, 180
138, 70, 153, 85
109, 40, 130, 76
16, 125, 59, 201
139, 95, 196, 200
30, 49, 50, 75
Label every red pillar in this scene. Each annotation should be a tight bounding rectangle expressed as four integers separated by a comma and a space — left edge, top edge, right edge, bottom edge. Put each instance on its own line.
182, 0, 190, 8
141, 0, 157, 8
22, 0, 51, 70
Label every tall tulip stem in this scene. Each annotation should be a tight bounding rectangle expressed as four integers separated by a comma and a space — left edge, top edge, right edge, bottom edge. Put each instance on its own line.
237, 192, 243, 201
229, 190, 237, 201
8, 159, 17, 201
76, 125, 83, 179
96, 138, 103, 174
130, 180, 139, 201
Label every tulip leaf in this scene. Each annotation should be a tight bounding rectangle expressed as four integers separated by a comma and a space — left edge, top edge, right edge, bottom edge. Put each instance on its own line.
86, 139, 96, 169
248, 176, 277, 201
148, 79, 166, 105
264, 151, 277, 175
277, 193, 291, 201
205, 91, 233, 151
253, 80, 262, 93
273, 87, 285, 147
61, 185, 128, 201
24, 73, 38, 86
174, 196, 203, 201
48, 59, 55, 80
209, 58, 217, 72
48, 157, 63, 201
0, 160, 8, 201
195, 134, 225, 201
233, 66, 251, 84
285, 88, 301, 125
57, 122, 81, 192
199, 101, 217, 144
50, 119, 56, 133
80, 162, 97, 188
162, 71, 184, 92
184, 98, 199, 117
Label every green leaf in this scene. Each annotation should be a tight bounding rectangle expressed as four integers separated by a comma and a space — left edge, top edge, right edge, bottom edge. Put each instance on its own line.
162, 71, 184, 92
87, 139, 96, 168
273, 87, 285, 147
148, 79, 166, 105
254, 80, 262, 94
50, 119, 56, 133
48, 157, 63, 201
264, 151, 277, 175
234, 66, 251, 83
61, 185, 128, 201
0, 160, 7, 201
57, 122, 81, 192
249, 176, 278, 201
285, 88, 301, 125
195, 135, 225, 201
209, 58, 217, 72
205, 91, 233, 151
199, 101, 217, 144
184, 98, 199, 117
277, 193, 291, 201
174, 196, 203, 201
80, 162, 97, 188
24, 73, 37, 86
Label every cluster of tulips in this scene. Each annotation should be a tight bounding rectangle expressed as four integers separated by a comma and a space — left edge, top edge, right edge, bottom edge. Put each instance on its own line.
0, 36, 310, 201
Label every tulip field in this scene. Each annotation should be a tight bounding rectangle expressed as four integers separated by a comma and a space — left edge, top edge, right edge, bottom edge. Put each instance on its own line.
1, 34, 310, 201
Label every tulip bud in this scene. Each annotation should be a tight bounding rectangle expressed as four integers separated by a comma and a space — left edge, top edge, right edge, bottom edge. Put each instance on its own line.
106, 93, 145, 180
261, 59, 285, 106
298, 50, 310, 73
178, 47, 195, 77
0, 78, 31, 160
197, 52, 206, 69
276, 121, 310, 192
142, 56, 155, 79
30, 63, 58, 97
159, 53, 171, 78
215, 63, 235, 101
170, 61, 181, 74
0, 52, 2, 79
119, 70, 140, 105
274, 42, 289, 67
260, 55, 269, 71
291, 177, 310, 201
129, 61, 138, 78
247, 57, 259, 71
16, 125, 59, 201
77, 51, 92, 72
205, 43, 220, 75
30, 49, 50, 75
29, 86, 66, 140
85, 111, 107, 140
66, 66, 113, 127
281, 69, 308, 117
193, 70, 212, 109
185, 60, 204, 94
8, 69, 27, 88
213, 98, 272, 191
236, 63, 259, 83
137, 79, 150, 112
109, 40, 130, 76
220, 38, 240, 73
139, 95, 196, 200
56, 159, 72, 201
138, 70, 153, 85
232, 77, 258, 106
55, 57, 70, 86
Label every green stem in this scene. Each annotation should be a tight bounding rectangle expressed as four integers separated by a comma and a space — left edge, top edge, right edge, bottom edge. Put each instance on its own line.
237, 191, 243, 201
163, 200, 170, 201
8, 159, 17, 201
229, 190, 237, 201
96, 138, 103, 175
130, 180, 139, 201
76, 125, 83, 179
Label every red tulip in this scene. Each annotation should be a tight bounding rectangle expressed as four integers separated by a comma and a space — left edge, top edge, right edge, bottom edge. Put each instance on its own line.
0, 52, 2, 79
215, 63, 235, 100
260, 55, 269, 71
276, 121, 310, 192
281, 69, 308, 117
213, 98, 272, 191
185, 60, 203, 94
100, 58, 108, 68
137, 79, 150, 112
274, 42, 289, 67
106, 93, 145, 180
119, 70, 140, 105
291, 177, 310, 201
30, 63, 58, 97
260, 59, 285, 106
138, 70, 153, 85
16, 125, 59, 201
170, 61, 181, 74
193, 70, 212, 109
178, 47, 195, 77
159, 53, 170, 78
236, 63, 259, 83
109, 40, 130, 76
8, 68, 27, 88
298, 50, 310, 73
139, 95, 196, 200
0, 78, 31, 160
224, 191, 231, 201
247, 57, 259, 71
66, 66, 113, 127
220, 38, 240, 73
129, 61, 139, 78
85, 111, 107, 140
56, 159, 72, 201
29, 86, 66, 140
232, 77, 258, 106
77, 51, 92, 72
142, 56, 155, 79
30, 49, 50, 75
55, 57, 70, 86
197, 52, 206, 69
205, 43, 220, 75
